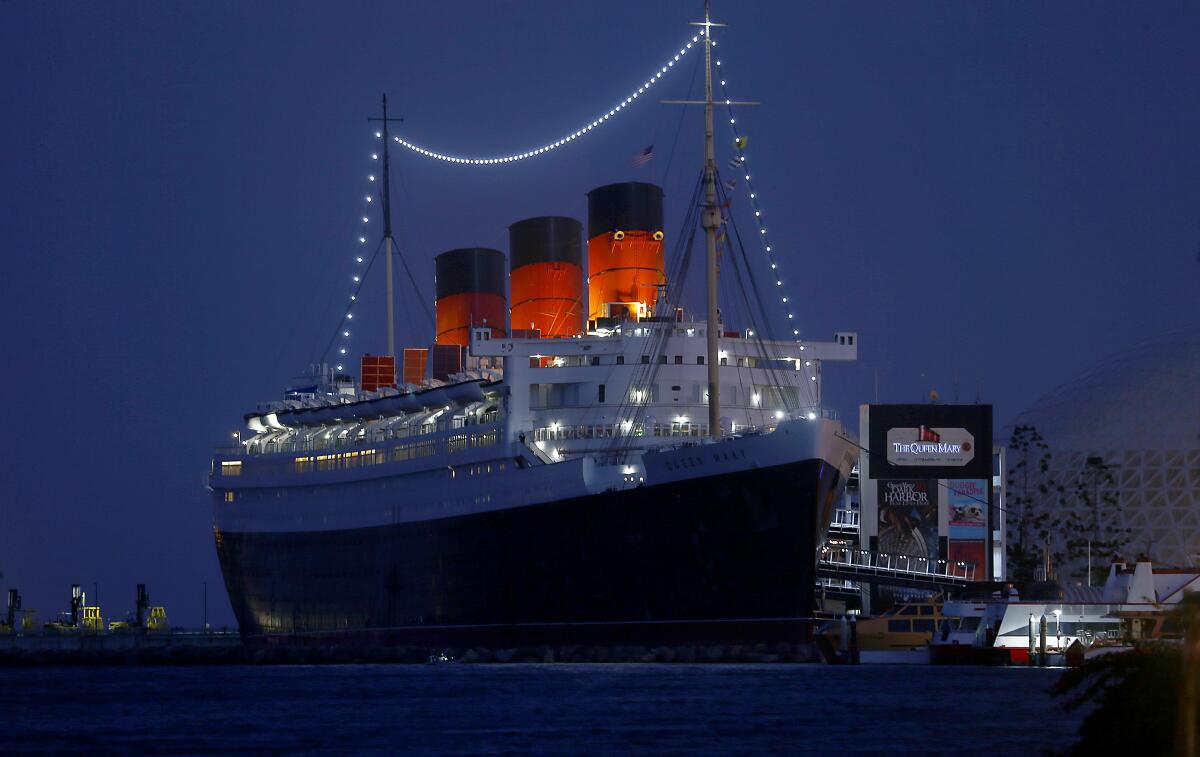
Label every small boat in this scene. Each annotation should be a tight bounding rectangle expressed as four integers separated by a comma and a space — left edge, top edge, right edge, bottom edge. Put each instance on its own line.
930, 558, 1199, 665
818, 596, 943, 664
855, 596, 942, 652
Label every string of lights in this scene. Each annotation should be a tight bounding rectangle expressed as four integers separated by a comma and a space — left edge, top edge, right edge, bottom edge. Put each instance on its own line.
329, 233, 381, 374
330, 32, 707, 370
333, 33, 798, 376
385, 33, 703, 165
328, 154, 385, 373
715, 58, 802, 340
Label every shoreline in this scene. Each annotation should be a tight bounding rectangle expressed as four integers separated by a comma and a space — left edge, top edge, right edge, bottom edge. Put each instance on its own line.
0, 641, 818, 667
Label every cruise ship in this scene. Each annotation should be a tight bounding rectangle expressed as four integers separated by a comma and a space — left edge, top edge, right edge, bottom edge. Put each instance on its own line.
207, 19, 860, 647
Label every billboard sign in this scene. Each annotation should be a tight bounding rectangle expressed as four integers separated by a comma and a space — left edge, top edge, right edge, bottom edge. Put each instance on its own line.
877, 479, 938, 560
947, 479, 988, 540
868, 404, 992, 479
948, 541, 986, 575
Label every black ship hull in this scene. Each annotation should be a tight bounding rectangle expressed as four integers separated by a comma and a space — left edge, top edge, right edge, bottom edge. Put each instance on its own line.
215, 458, 841, 647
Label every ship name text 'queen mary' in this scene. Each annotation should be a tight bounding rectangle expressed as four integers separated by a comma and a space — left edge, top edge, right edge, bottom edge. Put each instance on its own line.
207, 6, 860, 646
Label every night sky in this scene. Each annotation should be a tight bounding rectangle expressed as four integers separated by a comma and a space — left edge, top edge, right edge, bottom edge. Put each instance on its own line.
2, 2, 1197, 628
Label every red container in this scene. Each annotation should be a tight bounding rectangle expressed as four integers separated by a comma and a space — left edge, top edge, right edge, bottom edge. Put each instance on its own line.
402, 348, 428, 386
430, 343, 463, 381
360, 354, 396, 392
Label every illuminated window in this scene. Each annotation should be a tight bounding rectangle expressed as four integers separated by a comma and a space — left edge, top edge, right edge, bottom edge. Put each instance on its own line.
224, 491, 235, 502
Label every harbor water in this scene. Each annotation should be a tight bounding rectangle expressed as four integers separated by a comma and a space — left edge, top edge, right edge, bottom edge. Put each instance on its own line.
0, 664, 1082, 754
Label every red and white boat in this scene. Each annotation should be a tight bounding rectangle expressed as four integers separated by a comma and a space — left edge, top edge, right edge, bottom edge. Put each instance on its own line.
930, 558, 1199, 665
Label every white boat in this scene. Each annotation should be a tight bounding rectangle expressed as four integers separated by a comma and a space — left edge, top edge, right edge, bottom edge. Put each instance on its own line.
930, 558, 1199, 665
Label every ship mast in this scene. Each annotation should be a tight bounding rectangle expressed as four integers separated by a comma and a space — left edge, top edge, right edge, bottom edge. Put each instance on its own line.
699, 2, 722, 441
369, 94, 403, 357
676, 3, 750, 440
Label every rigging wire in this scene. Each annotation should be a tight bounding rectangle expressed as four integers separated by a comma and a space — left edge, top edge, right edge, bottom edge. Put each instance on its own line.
393, 239, 434, 331
716, 174, 817, 411
321, 235, 384, 367
608, 171, 706, 455
660, 53, 701, 185
715, 56, 802, 340
715, 178, 796, 415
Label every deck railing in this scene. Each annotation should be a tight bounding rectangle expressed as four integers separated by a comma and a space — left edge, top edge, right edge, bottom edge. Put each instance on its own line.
818, 545, 977, 583
828, 509, 860, 531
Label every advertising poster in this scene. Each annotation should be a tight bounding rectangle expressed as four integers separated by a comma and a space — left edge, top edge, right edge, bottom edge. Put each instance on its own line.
947, 478, 987, 579
877, 480, 938, 560
948, 541, 986, 576
947, 479, 988, 540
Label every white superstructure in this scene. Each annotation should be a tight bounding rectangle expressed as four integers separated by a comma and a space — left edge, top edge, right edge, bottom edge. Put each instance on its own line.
214, 323, 860, 535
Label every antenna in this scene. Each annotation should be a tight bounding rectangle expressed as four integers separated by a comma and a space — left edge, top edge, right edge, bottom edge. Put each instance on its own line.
368, 94, 405, 358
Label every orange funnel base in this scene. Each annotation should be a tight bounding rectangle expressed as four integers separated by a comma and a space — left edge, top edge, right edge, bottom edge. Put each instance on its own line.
435, 292, 507, 347
587, 230, 664, 321
510, 261, 584, 338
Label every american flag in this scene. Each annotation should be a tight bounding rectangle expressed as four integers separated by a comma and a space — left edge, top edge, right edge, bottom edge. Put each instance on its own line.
631, 144, 654, 168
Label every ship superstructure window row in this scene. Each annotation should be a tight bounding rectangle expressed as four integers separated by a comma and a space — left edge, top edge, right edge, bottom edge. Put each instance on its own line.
531, 381, 800, 411
244, 407, 503, 458
526, 353, 780, 369
222, 425, 502, 478
532, 422, 712, 441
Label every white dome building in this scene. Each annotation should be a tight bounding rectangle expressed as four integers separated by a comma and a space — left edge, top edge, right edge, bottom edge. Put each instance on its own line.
1009, 325, 1200, 571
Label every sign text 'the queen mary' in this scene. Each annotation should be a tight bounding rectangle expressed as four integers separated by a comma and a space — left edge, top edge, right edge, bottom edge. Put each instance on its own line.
885, 425, 976, 467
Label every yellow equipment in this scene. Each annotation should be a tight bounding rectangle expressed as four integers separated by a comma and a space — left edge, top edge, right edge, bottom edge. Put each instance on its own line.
80, 606, 105, 633
146, 606, 170, 633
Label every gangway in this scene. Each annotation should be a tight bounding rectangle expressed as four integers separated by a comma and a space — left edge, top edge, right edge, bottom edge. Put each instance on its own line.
817, 545, 978, 592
